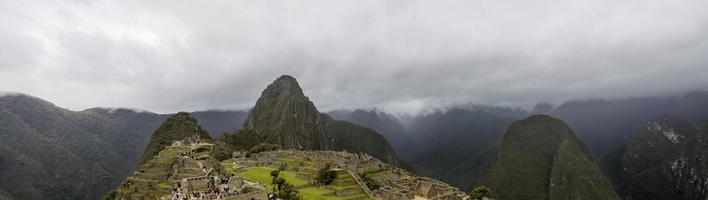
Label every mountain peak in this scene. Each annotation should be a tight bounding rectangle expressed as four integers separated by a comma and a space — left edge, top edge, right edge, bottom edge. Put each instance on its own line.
482, 115, 618, 199
0, 92, 58, 109
244, 75, 319, 132
276, 74, 297, 82
139, 112, 211, 163
242, 75, 400, 164
266, 74, 303, 93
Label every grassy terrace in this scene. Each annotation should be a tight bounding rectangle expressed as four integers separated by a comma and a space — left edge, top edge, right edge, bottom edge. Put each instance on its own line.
112, 146, 197, 199
222, 156, 372, 200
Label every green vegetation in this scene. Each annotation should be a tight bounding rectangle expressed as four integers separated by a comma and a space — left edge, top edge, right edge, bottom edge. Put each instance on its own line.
237, 167, 310, 187
269, 167, 300, 200
211, 141, 235, 161
0, 94, 168, 200
111, 145, 205, 199
315, 164, 338, 186
219, 128, 262, 150
482, 115, 618, 200
139, 112, 211, 163
227, 153, 373, 200
469, 186, 491, 200
618, 115, 707, 199
250, 143, 280, 153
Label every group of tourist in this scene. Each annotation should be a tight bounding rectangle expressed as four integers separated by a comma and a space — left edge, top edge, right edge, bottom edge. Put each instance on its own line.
169, 176, 240, 200
180, 151, 197, 160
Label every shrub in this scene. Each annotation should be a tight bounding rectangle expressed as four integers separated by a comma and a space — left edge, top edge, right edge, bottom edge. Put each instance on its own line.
361, 173, 380, 190
315, 164, 337, 186
249, 143, 279, 153
469, 186, 492, 200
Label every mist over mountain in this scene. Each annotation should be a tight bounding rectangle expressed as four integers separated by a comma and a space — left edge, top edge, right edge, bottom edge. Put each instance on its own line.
551, 90, 708, 188
402, 109, 515, 189
327, 109, 409, 153
552, 90, 708, 157
2, 87, 708, 199
327, 107, 518, 189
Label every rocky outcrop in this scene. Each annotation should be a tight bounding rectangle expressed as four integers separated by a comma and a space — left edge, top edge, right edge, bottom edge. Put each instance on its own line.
619, 114, 708, 199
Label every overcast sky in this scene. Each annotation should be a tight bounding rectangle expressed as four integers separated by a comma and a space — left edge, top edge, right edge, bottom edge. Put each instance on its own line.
1, 0, 707, 114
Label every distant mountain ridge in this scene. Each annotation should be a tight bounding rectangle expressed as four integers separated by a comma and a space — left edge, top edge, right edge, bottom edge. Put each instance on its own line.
2, 87, 707, 199
327, 108, 408, 153
403, 109, 514, 189
0, 93, 247, 200
0, 94, 164, 200
551, 90, 708, 188
552, 90, 708, 157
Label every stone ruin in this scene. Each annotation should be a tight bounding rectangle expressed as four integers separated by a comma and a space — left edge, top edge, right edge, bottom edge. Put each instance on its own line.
231, 150, 469, 200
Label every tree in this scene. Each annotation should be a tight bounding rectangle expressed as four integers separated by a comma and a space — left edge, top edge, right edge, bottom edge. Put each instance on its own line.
469, 186, 492, 200
277, 182, 299, 200
361, 173, 380, 190
250, 143, 279, 153
268, 168, 299, 200
211, 141, 234, 161
270, 170, 281, 182
219, 128, 262, 150
273, 177, 286, 191
315, 164, 337, 186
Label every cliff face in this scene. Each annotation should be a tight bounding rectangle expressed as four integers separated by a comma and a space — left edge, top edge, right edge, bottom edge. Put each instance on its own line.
619, 115, 708, 199
242, 75, 399, 165
481, 115, 618, 200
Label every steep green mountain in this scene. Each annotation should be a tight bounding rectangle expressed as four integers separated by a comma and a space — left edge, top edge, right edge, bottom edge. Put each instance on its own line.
617, 115, 708, 199
139, 112, 212, 164
105, 112, 217, 200
0, 94, 166, 200
481, 115, 618, 200
241, 75, 399, 165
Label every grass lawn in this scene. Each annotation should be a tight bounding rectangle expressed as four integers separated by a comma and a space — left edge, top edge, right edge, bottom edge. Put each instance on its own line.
237, 166, 371, 200
238, 167, 311, 186
298, 187, 344, 200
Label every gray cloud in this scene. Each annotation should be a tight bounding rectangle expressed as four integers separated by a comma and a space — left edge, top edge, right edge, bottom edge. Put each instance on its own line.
1, 0, 707, 114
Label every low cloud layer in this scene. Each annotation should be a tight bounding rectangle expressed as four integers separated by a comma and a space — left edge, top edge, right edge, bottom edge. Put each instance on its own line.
1, 0, 707, 114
